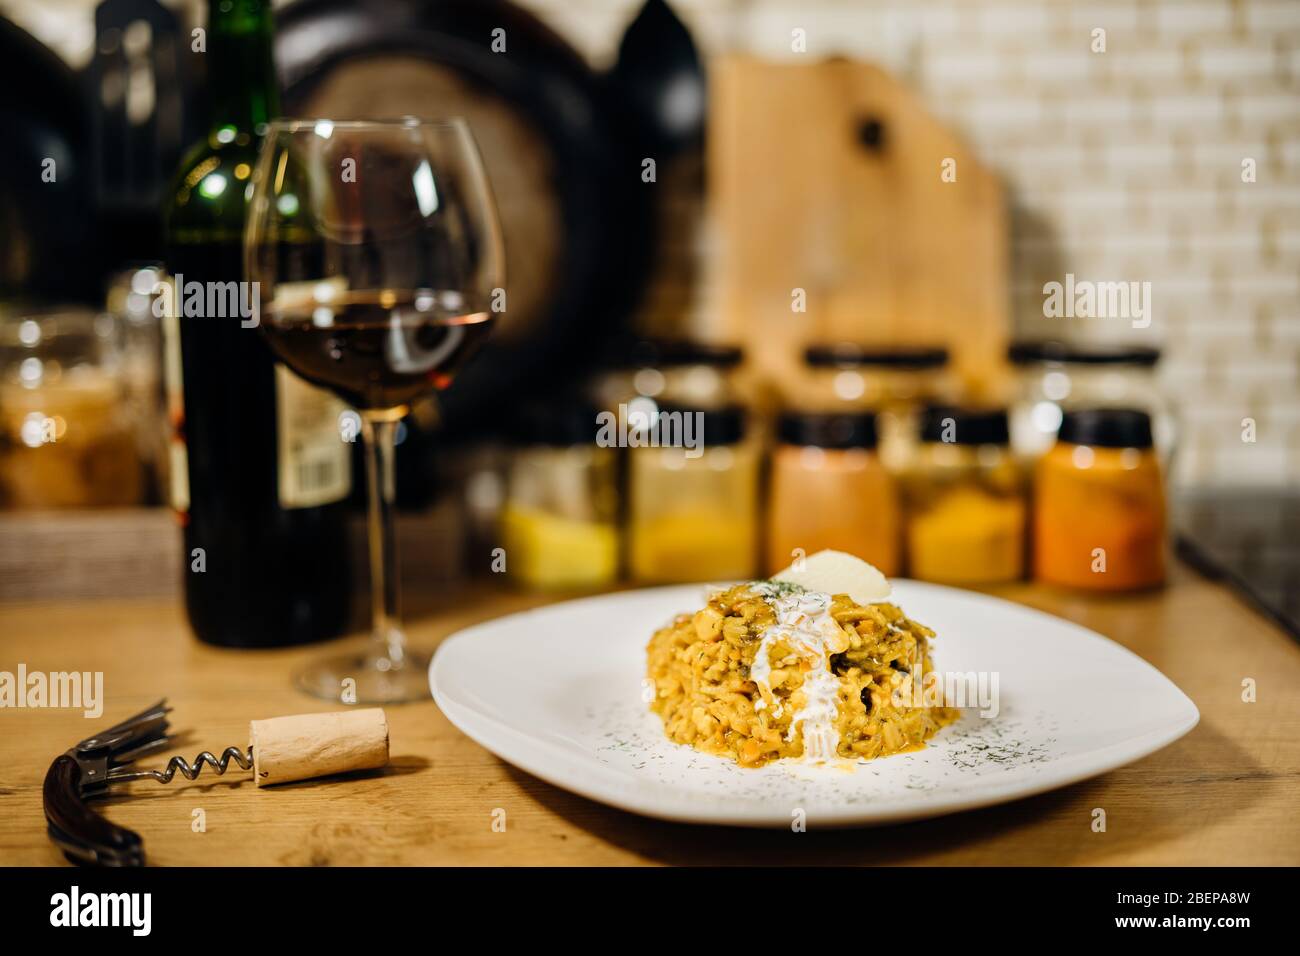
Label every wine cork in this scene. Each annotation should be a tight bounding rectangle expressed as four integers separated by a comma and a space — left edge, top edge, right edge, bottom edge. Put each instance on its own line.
250, 708, 389, 787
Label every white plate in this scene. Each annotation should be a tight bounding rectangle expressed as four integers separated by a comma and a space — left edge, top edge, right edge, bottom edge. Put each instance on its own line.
429, 582, 1198, 827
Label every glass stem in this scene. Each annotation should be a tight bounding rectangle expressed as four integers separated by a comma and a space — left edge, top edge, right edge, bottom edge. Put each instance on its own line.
361, 414, 403, 665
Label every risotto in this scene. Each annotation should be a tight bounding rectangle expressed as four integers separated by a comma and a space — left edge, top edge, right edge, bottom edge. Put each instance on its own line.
645, 580, 959, 767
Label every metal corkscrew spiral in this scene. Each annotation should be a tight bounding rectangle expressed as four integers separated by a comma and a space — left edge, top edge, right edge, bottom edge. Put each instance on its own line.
110, 746, 254, 785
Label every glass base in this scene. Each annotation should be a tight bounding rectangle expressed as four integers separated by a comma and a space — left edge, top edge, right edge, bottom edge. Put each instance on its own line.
294, 648, 433, 704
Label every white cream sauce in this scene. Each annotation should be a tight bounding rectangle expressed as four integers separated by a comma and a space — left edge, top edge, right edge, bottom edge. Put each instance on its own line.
749, 589, 850, 763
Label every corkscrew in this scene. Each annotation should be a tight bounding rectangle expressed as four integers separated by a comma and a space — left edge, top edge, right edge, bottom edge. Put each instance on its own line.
43, 699, 389, 867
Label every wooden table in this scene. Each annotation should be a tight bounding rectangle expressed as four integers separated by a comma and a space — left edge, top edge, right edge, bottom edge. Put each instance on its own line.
2, 566, 1297, 866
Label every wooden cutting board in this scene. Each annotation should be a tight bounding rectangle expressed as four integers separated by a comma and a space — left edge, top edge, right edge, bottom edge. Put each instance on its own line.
710, 56, 1009, 393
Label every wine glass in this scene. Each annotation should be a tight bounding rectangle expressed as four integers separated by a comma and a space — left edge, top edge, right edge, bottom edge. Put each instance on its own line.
246, 118, 504, 703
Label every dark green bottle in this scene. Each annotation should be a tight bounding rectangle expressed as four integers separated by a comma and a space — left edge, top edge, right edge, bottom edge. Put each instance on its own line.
163, 0, 352, 647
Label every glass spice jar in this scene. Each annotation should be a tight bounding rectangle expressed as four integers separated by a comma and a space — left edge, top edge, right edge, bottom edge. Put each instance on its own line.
903, 406, 1026, 585
628, 404, 759, 583
766, 411, 900, 576
0, 308, 143, 508
801, 343, 955, 474
500, 400, 620, 591
1007, 341, 1174, 467
1034, 408, 1165, 591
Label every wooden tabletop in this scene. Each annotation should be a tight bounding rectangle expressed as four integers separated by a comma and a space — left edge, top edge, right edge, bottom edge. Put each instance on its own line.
1, 565, 1297, 866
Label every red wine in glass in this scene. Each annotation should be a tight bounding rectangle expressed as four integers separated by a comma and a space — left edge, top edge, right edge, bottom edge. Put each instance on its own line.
262, 288, 493, 412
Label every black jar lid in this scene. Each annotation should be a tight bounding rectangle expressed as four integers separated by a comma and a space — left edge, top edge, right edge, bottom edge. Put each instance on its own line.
654, 402, 746, 446
920, 405, 1010, 445
804, 342, 949, 370
778, 411, 878, 450
1008, 340, 1161, 367
1057, 407, 1154, 449
628, 338, 744, 369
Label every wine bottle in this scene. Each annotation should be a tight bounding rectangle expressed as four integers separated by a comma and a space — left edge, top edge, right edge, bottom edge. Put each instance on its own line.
162, 0, 352, 647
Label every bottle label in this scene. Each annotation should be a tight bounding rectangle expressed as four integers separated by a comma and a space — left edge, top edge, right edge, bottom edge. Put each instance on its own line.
276, 365, 351, 508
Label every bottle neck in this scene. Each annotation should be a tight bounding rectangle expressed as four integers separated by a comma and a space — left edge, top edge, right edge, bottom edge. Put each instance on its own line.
207, 0, 279, 135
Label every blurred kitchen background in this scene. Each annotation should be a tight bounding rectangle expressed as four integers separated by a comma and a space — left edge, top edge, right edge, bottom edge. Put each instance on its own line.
1, 0, 1297, 630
